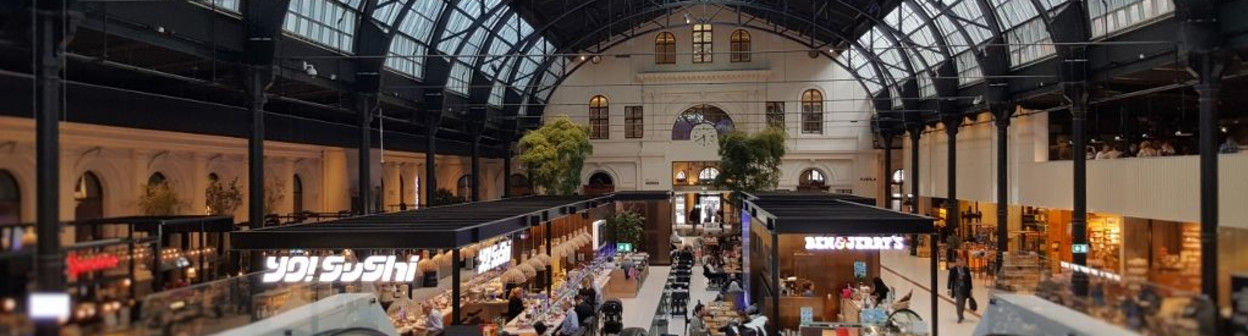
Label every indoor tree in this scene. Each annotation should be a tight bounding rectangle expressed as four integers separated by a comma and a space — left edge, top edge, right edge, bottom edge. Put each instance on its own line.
430, 188, 465, 206
138, 180, 184, 216
715, 126, 787, 198
518, 116, 594, 195
205, 177, 243, 216
263, 178, 286, 216
607, 210, 645, 251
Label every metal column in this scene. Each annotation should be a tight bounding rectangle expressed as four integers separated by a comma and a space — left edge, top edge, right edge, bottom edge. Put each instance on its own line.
425, 119, 438, 207
930, 232, 939, 336
33, 3, 68, 334
358, 95, 373, 214
909, 128, 922, 256
1194, 53, 1223, 309
995, 115, 1010, 271
1068, 82, 1090, 297
882, 135, 893, 210
470, 136, 481, 202
247, 67, 267, 228
502, 142, 512, 198
944, 124, 959, 240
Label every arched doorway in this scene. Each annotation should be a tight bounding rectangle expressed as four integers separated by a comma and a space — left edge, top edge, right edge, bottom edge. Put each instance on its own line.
584, 172, 614, 195
74, 172, 104, 241
147, 172, 167, 186
292, 174, 304, 214
0, 170, 19, 224
797, 168, 829, 191
457, 175, 472, 201
697, 167, 720, 185
509, 173, 531, 197
671, 104, 734, 140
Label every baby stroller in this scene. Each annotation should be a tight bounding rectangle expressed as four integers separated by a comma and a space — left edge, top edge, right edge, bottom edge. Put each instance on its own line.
601, 299, 625, 335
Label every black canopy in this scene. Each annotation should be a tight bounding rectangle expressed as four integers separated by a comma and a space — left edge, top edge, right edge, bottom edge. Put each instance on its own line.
84, 216, 235, 233
231, 196, 611, 250
742, 192, 933, 235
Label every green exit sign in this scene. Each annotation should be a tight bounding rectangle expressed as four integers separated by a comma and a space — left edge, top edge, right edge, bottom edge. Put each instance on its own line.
1072, 244, 1089, 254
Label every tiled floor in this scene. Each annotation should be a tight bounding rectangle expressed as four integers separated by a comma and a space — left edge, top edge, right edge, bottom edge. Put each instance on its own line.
615, 265, 671, 331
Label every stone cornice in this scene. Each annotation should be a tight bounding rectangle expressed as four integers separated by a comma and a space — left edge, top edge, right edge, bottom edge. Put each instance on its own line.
636, 69, 772, 84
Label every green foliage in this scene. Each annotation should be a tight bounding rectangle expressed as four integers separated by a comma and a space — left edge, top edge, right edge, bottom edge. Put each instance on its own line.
607, 210, 646, 250
139, 180, 184, 216
205, 177, 243, 216
518, 116, 594, 195
715, 127, 787, 198
430, 188, 465, 206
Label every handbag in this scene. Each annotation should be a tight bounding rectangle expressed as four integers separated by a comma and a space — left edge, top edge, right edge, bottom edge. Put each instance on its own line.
969, 297, 979, 311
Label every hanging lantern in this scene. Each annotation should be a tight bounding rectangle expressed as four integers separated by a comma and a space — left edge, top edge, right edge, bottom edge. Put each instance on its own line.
418, 259, 438, 273
502, 269, 527, 284
527, 257, 546, 271
517, 263, 537, 278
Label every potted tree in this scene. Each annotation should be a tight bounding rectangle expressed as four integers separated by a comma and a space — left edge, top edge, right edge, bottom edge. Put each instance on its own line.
518, 116, 593, 195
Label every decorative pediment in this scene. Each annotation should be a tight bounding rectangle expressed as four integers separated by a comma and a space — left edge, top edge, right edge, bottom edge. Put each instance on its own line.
636, 69, 772, 84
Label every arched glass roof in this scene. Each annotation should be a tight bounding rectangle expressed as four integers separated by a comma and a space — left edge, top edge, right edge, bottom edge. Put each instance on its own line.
214, 0, 1176, 113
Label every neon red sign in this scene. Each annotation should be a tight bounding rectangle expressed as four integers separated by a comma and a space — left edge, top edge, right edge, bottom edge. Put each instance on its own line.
67, 253, 121, 277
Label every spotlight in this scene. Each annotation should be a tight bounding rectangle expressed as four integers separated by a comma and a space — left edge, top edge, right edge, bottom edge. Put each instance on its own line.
302, 61, 318, 76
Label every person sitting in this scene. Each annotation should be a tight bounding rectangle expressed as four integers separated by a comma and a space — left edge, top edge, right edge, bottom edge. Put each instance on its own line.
421, 304, 444, 336
557, 301, 580, 336
724, 275, 744, 293
507, 287, 526, 321
574, 295, 594, 327
689, 310, 711, 336
533, 322, 550, 336
871, 277, 891, 304
1221, 136, 1241, 154
705, 263, 726, 287
1137, 141, 1159, 157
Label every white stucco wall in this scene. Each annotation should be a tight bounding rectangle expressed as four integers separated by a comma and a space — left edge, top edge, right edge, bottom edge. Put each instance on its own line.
544, 9, 878, 196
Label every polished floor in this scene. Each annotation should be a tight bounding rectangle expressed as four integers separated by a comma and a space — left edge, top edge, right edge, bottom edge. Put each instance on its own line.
619, 250, 993, 335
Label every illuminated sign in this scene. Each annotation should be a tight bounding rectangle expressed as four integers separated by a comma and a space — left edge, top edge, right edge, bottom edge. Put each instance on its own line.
67, 253, 121, 277
28, 293, 70, 321
261, 255, 421, 283
804, 236, 906, 250
476, 240, 512, 274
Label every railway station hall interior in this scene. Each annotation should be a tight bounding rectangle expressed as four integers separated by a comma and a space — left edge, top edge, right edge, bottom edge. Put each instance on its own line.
2, 0, 1248, 335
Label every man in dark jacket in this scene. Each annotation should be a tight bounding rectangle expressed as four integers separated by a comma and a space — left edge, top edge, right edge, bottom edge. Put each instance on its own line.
574, 295, 595, 328
947, 258, 974, 323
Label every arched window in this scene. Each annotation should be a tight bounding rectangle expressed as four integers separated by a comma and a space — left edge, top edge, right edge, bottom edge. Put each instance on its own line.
586, 172, 615, 195
74, 172, 105, 225
589, 95, 609, 139
509, 173, 531, 197
457, 175, 472, 200
208, 173, 220, 183
801, 89, 824, 134
730, 29, 751, 62
692, 24, 713, 63
698, 167, 719, 184
292, 174, 304, 214
0, 170, 19, 224
147, 172, 167, 187
671, 104, 734, 140
800, 169, 826, 185
655, 32, 676, 64
675, 170, 688, 184
798, 168, 829, 191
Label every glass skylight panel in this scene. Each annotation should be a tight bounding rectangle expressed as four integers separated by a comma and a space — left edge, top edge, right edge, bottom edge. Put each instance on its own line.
284, 0, 361, 53
447, 62, 472, 96
866, 28, 910, 81
918, 71, 936, 98
991, 0, 1040, 29
1088, 0, 1172, 38
942, 0, 993, 45
438, 0, 496, 53
918, 0, 971, 54
385, 34, 425, 78
489, 82, 506, 107
397, 0, 444, 41
194, 0, 241, 13
1007, 18, 1055, 66
955, 50, 982, 86
372, 0, 402, 29
1038, 0, 1070, 11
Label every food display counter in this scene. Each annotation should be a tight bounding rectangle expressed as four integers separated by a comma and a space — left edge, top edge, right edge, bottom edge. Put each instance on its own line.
603, 253, 649, 299
503, 254, 613, 336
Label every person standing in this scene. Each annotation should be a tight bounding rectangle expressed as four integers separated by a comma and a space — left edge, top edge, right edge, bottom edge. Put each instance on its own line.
947, 258, 973, 323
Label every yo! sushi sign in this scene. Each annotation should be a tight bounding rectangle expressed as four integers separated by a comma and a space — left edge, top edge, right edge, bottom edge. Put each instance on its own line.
476, 240, 512, 274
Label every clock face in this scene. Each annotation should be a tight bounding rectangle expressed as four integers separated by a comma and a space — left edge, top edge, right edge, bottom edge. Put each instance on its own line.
690, 124, 719, 147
